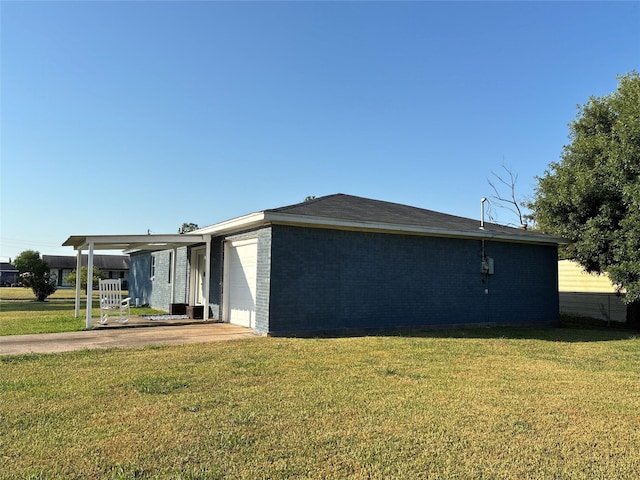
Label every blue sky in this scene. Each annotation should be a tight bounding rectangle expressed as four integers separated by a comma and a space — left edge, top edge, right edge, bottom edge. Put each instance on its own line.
1, 1, 639, 261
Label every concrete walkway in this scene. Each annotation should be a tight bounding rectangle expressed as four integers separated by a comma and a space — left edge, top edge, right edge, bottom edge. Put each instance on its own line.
0, 322, 257, 356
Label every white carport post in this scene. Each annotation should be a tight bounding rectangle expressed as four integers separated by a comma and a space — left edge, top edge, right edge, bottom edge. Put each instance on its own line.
204, 235, 211, 320
74, 248, 82, 317
85, 241, 95, 329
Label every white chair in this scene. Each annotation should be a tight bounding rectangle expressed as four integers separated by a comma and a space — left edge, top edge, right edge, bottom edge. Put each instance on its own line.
98, 279, 131, 325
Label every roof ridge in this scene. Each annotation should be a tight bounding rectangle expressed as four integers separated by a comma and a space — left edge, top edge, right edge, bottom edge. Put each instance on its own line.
291, 193, 474, 222
267, 193, 346, 212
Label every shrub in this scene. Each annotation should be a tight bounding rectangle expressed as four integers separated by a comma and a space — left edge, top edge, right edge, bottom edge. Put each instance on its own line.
13, 250, 57, 301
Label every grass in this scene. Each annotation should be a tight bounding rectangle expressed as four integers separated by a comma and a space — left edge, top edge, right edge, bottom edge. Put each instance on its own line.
0, 287, 82, 300
2, 298, 640, 478
0, 288, 164, 335
2, 328, 640, 477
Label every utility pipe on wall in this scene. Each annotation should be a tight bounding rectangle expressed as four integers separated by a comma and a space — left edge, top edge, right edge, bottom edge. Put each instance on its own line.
480, 197, 487, 229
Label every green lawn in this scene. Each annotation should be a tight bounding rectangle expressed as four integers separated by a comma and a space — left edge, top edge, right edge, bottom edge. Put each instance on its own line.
2, 313, 640, 478
0, 287, 83, 301
0, 288, 164, 335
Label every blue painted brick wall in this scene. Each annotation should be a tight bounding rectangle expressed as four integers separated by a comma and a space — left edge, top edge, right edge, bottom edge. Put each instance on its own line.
129, 252, 151, 307
149, 250, 173, 311
255, 228, 272, 334
267, 225, 558, 335
174, 246, 188, 304
129, 248, 189, 311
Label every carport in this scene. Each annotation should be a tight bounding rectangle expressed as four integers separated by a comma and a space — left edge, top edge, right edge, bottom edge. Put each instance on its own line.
62, 234, 209, 329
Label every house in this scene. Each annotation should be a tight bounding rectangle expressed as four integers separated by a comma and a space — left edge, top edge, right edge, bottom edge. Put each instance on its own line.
117, 194, 564, 335
43, 255, 130, 288
558, 259, 627, 323
0, 262, 19, 286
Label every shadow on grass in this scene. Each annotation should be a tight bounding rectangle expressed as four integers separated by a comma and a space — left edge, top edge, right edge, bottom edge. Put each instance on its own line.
293, 317, 639, 343
404, 324, 639, 343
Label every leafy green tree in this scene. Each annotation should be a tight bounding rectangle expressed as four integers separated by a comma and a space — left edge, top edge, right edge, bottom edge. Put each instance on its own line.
13, 250, 57, 301
178, 222, 199, 234
531, 72, 640, 315
65, 266, 106, 292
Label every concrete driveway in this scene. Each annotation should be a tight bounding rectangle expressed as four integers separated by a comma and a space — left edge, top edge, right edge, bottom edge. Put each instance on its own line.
0, 323, 256, 356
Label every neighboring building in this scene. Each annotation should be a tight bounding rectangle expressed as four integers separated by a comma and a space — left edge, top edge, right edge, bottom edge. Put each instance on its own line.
558, 259, 627, 323
123, 194, 564, 336
43, 255, 130, 289
0, 262, 19, 286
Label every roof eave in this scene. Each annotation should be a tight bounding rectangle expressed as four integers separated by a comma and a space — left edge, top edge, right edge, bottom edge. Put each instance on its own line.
145, 211, 565, 246
191, 212, 266, 236
263, 212, 566, 245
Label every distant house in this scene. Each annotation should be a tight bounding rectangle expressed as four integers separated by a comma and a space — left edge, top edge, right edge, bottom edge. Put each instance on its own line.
0, 262, 19, 286
558, 259, 627, 323
43, 255, 130, 289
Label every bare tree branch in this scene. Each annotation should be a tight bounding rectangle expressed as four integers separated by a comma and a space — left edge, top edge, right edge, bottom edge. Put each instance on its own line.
487, 165, 527, 227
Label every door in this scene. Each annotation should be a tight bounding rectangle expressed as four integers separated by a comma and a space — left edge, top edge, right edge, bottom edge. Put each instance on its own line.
190, 247, 206, 306
223, 239, 258, 328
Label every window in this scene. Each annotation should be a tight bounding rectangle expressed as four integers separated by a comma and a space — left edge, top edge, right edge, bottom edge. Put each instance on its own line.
168, 251, 173, 284
150, 256, 156, 280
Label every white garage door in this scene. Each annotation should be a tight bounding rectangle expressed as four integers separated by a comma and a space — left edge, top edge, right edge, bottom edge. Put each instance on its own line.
223, 239, 258, 328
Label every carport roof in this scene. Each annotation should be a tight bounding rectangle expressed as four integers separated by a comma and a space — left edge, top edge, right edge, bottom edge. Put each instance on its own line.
62, 234, 206, 252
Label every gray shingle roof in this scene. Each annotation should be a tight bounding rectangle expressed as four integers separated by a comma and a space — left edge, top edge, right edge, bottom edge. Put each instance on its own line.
0, 262, 18, 272
267, 193, 546, 238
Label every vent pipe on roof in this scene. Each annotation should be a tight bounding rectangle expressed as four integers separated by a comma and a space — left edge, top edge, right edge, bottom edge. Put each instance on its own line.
480, 197, 487, 229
